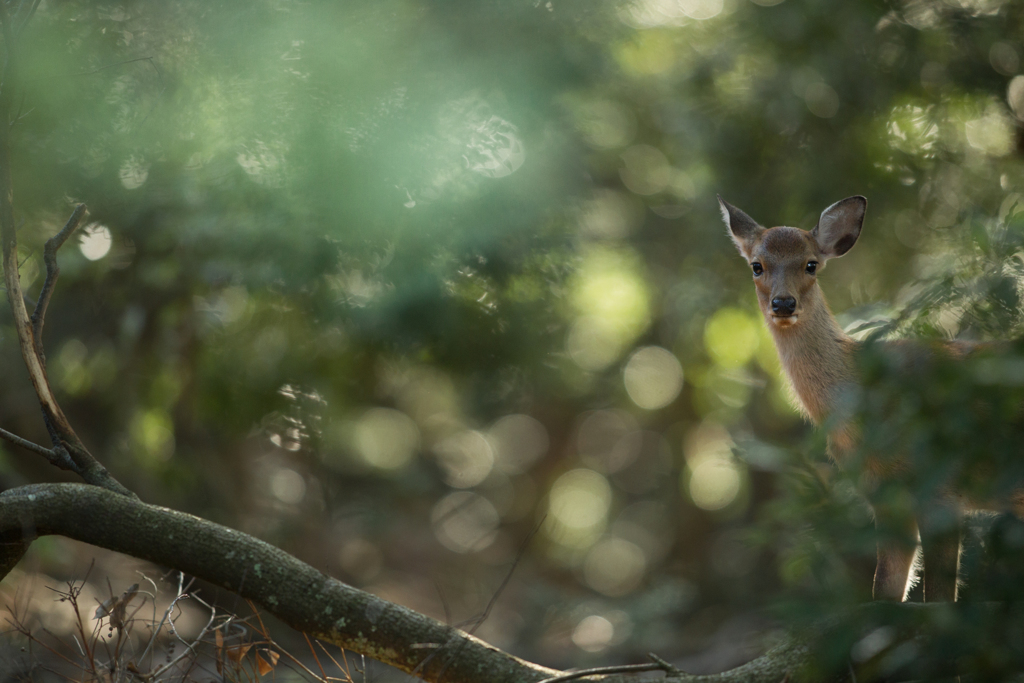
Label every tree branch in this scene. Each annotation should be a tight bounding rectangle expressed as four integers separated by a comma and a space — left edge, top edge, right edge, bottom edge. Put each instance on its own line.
31, 202, 86, 362
0, 425, 73, 469
0, 483, 819, 683
0, 10, 130, 497
0, 425, 53, 458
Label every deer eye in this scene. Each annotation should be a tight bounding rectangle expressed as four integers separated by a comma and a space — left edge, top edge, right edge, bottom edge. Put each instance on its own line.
751, 262, 763, 276
806, 261, 818, 275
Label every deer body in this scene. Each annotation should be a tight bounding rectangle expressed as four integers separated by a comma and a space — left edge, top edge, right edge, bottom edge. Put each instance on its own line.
719, 196, 971, 601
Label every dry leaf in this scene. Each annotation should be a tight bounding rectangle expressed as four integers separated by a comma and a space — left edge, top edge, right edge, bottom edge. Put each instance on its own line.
94, 582, 140, 629
255, 654, 273, 676
226, 643, 252, 664
94, 596, 115, 620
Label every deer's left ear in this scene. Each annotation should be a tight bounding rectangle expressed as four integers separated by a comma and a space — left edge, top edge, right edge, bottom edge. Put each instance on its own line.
812, 196, 866, 260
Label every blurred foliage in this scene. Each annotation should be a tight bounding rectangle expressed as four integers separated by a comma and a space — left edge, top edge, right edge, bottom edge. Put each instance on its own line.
6, 0, 1024, 679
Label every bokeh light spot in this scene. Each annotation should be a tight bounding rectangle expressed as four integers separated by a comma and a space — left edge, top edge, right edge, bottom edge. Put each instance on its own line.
965, 109, 1014, 156
130, 408, 175, 464
688, 457, 741, 511
338, 538, 383, 584
583, 537, 647, 596
79, 223, 112, 261
623, 346, 684, 410
569, 248, 651, 370
488, 414, 549, 474
805, 82, 839, 118
567, 316, 626, 371
680, 0, 724, 19
434, 430, 494, 488
578, 190, 642, 240
614, 31, 676, 74
991, 42, 1020, 76
56, 339, 90, 395
622, 0, 723, 26
549, 469, 613, 531
270, 468, 306, 505
684, 422, 747, 511
704, 307, 760, 368
354, 408, 420, 471
431, 491, 499, 553
572, 615, 615, 652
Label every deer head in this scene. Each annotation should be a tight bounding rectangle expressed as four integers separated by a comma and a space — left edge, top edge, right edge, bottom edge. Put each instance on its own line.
718, 196, 866, 329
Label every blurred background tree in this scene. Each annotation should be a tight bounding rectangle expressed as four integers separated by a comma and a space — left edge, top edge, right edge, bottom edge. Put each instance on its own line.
5, 0, 1024, 679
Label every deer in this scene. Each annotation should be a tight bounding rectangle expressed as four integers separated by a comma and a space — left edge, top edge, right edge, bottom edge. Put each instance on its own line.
717, 195, 1005, 602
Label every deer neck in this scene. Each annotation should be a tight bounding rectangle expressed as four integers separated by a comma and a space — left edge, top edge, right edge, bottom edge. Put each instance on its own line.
766, 288, 857, 424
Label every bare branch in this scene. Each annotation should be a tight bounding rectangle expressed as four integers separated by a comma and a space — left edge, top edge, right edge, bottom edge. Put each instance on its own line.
0, 424, 53, 457
537, 662, 671, 683
148, 600, 217, 680
0, 483, 831, 683
31, 202, 87, 362
0, 425, 73, 468
0, 484, 559, 683
0, 9, 131, 497
422, 517, 545, 680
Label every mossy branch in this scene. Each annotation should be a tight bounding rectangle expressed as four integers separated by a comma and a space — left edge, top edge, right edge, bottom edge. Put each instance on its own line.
0, 482, 821, 683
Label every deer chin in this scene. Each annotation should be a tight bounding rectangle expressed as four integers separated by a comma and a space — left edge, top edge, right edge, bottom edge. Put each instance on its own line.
770, 314, 799, 328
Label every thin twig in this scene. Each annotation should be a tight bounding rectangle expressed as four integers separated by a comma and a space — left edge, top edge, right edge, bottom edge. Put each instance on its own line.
12, 105, 31, 123
31, 203, 86, 364
315, 640, 356, 683
0, 426, 73, 469
422, 516, 546, 682
459, 515, 545, 630
139, 572, 194, 663
536, 662, 670, 683
0, 426, 52, 457
304, 632, 328, 682
148, 602, 216, 680
245, 600, 327, 682
10, 90, 23, 126
647, 652, 684, 676
136, 572, 160, 668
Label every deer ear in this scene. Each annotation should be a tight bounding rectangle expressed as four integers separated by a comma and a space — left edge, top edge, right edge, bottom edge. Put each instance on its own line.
812, 196, 866, 259
718, 196, 764, 259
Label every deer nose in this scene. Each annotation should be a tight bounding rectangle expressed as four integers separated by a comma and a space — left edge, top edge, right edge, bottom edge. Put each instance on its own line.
771, 296, 796, 316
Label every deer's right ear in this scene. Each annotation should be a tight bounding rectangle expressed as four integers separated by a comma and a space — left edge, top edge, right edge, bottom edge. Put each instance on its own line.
718, 196, 763, 259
